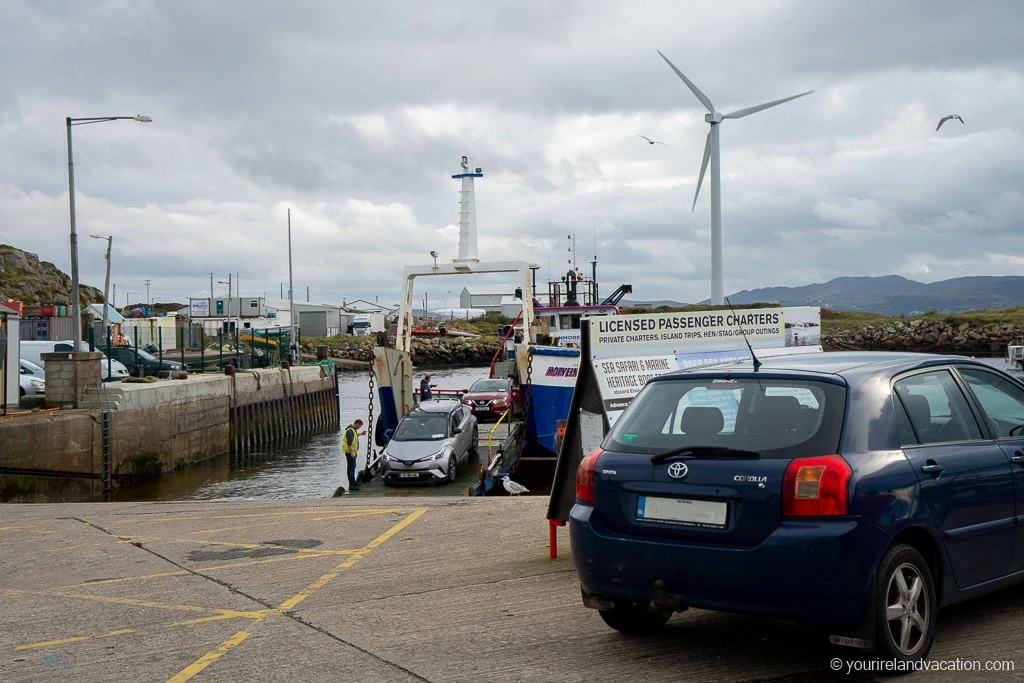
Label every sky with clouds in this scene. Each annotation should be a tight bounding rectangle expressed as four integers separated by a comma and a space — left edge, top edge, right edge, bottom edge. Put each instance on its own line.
1, 0, 1021, 309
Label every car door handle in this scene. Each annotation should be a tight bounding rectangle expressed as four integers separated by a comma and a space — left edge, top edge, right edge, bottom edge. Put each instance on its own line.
920, 463, 945, 475
1011, 452, 1024, 465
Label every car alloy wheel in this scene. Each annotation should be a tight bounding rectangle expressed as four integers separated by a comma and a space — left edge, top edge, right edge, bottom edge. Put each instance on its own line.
447, 455, 457, 482
872, 543, 935, 662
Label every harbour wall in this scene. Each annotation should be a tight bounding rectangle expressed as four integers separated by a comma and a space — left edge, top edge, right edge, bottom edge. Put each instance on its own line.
0, 364, 339, 502
308, 335, 498, 368
822, 320, 1023, 355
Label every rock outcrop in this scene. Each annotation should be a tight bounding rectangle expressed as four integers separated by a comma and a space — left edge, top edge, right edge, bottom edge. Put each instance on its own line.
0, 244, 102, 306
303, 335, 501, 369
823, 320, 1020, 356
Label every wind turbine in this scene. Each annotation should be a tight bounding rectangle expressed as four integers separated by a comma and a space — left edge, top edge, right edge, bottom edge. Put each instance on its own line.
657, 50, 813, 305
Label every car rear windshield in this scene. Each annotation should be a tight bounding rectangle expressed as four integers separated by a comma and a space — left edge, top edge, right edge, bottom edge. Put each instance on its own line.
604, 376, 846, 459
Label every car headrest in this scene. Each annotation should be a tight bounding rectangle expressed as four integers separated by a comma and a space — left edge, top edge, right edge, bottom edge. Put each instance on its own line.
901, 393, 931, 426
679, 406, 724, 437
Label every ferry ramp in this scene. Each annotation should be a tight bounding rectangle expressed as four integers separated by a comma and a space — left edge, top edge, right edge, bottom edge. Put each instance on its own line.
1, 498, 1022, 682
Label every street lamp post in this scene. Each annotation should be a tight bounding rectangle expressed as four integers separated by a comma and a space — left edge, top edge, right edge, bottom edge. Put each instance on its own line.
67, 114, 152, 351
90, 234, 112, 346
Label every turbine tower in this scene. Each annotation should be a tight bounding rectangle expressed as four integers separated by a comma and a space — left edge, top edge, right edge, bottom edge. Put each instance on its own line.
658, 50, 813, 305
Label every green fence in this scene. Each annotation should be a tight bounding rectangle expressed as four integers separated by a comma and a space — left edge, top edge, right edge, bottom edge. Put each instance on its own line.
87, 324, 297, 375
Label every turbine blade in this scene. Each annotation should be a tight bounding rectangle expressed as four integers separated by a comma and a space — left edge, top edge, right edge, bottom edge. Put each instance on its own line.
692, 131, 711, 212
657, 50, 714, 113
723, 90, 814, 119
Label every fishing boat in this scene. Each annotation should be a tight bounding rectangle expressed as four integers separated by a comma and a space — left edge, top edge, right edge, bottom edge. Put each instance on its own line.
489, 259, 631, 474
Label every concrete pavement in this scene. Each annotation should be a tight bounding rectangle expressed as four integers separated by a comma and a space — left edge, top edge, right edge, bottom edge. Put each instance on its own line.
1, 497, 1022, 682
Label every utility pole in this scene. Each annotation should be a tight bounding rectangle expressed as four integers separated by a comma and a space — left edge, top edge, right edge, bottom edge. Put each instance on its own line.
143, 279, 151, 307
209, 273, 214, 306
287, 208, 296, 364
90, 234, 113, 345
306, 286, 309, 302
217, 274, 232, 333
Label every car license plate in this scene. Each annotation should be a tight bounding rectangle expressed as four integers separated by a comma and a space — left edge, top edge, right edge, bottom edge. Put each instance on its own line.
636, 495, 727, 528
399, 472, 419, 478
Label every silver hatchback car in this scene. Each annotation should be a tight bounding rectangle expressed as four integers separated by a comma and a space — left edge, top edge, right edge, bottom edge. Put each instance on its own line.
381, 401, 479, 486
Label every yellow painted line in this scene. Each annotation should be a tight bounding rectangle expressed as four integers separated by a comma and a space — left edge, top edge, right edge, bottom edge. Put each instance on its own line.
41, 548, 358, 591
277, 507, 427, 612
165, 630, 252, 683
3, 588, 258, 617
15, 628, 137, 651
14, 609, 271, 653
167, 609, 273, 627
363, 507, 428, 551
0, 526, 58, 535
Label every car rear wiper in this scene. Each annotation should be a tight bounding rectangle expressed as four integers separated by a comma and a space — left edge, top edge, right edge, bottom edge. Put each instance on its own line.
650, 445, 761, 464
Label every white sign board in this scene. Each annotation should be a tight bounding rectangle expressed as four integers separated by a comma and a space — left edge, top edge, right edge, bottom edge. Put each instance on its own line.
191, 299, 210, 317
588, 307, 821, 424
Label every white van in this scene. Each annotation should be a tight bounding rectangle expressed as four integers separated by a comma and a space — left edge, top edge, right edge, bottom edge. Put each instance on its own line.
20, 340, 130, 381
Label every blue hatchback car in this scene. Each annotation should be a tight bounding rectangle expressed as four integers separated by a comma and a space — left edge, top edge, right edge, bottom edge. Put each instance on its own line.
570, 351, 1024, 664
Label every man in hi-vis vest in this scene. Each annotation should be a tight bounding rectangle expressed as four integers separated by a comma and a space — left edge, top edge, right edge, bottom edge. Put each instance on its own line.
337, 419, 366, 495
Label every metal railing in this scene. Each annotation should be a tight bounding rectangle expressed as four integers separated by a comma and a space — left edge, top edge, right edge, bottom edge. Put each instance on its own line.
87, 324, 294, 374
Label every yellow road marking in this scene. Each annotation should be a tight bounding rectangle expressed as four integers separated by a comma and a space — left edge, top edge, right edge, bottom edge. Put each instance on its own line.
41, 547, 364, 592
14, 610, 274, 652
3, 588, 264, 619
278, 507, 427, 611
7, 506, 428, 672
15, 628, 137, 651
165, 630, 252, 683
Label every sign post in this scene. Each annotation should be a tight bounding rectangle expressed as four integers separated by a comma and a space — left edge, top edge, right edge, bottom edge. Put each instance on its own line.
546, 306, 822, 553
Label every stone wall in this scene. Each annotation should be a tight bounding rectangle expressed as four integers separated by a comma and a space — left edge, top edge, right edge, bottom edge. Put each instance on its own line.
822, 320, 1022, 355
308, 335, 499, 368
0, 364, 338, 501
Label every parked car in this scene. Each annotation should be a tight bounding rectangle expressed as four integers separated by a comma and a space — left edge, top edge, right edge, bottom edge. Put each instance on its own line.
381, 401, 479, 485
104, 345, 187, 377
20, 340, 130, 381
570, 351, 1024, 664
19, 358, 45, 396
460, 377, 519, 421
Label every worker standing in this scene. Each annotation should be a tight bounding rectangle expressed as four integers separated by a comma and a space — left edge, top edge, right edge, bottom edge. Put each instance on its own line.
336, 419, 366, 495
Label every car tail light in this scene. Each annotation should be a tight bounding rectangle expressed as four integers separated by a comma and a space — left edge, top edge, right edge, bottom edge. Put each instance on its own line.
782, 455, 851, 517
576, 447, 604, 503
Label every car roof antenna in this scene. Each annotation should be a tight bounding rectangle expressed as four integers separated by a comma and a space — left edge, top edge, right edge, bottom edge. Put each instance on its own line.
725, 297, 761, 372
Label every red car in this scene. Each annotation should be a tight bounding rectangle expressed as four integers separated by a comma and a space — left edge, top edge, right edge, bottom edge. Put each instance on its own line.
461, 377, 519, 421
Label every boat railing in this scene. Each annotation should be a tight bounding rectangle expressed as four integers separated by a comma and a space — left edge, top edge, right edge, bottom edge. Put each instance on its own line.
485, 408, 513, 471
488, 311, 524, 378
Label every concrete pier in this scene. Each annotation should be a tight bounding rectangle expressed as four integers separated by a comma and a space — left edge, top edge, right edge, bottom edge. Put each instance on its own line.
0, 364, 340, 502
1, 497, 1021, 682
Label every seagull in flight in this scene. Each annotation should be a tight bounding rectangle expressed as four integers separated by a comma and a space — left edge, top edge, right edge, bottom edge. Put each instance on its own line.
501, 476, 529, 496
936, 114, 964, 131
638, 135, 669, 146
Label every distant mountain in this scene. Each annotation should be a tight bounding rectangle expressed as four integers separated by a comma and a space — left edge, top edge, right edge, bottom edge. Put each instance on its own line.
722, 275, 1024, 315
